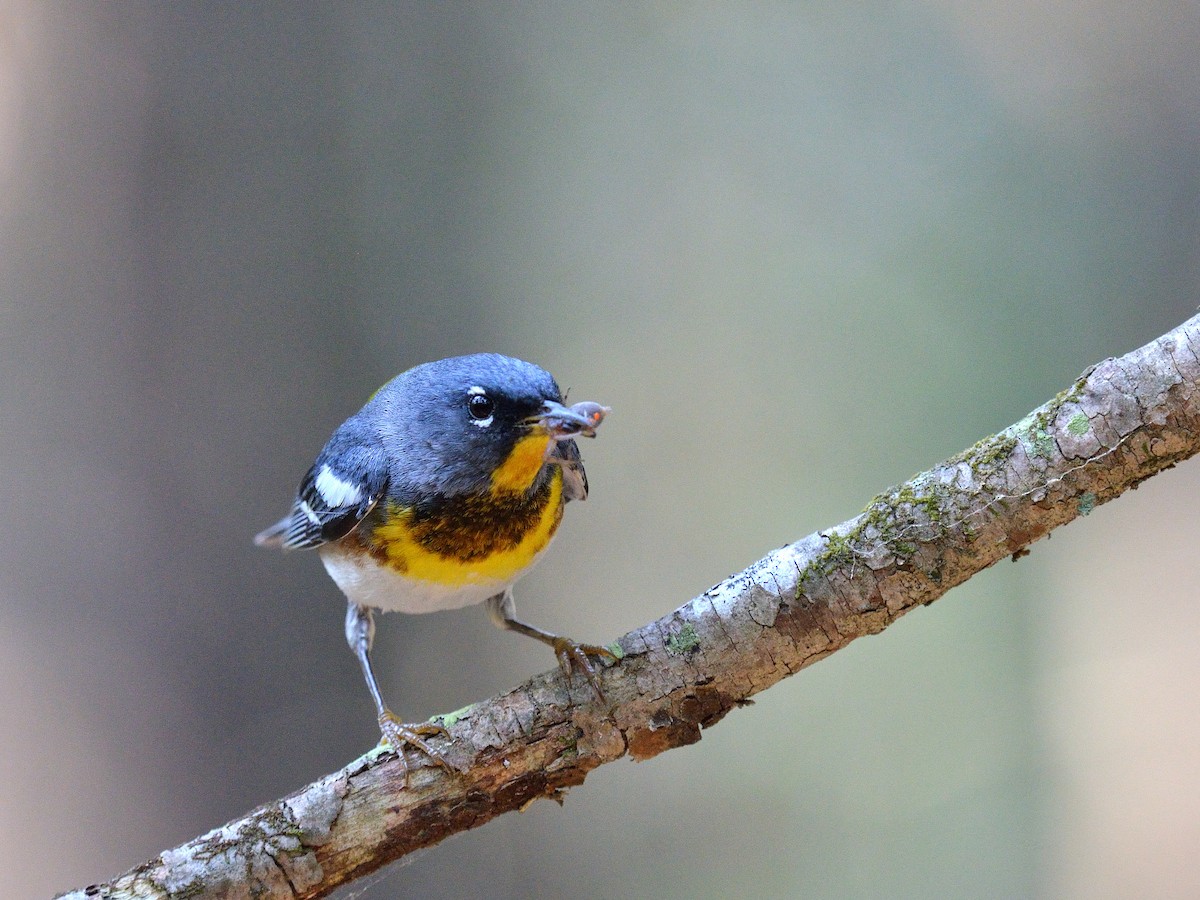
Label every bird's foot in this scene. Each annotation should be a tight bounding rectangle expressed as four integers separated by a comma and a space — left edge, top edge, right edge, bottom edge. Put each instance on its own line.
377, 710, 453, 785
549, 637, 618, 702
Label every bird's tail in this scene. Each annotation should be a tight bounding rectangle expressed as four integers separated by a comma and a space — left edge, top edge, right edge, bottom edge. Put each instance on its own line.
254, 517, 289, 548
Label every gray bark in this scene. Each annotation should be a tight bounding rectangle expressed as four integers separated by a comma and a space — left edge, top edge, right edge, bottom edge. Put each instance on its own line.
60, 314, 1200, 900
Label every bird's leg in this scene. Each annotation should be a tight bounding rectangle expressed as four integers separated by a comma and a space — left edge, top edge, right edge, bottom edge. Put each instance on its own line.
485, 590, 616, 702
344, 602, 451, 782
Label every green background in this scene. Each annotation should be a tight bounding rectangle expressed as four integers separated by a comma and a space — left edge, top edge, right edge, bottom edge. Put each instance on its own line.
3, 4, 1198, 898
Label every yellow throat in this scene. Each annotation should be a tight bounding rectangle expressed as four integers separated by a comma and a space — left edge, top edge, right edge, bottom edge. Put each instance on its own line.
368, 433, 563, 587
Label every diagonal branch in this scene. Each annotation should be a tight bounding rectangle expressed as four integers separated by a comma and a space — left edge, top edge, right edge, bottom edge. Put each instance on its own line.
60, 314, 1200, 900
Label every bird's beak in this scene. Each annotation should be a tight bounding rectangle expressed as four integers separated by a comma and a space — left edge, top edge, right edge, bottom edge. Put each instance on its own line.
531, 399, 609, 440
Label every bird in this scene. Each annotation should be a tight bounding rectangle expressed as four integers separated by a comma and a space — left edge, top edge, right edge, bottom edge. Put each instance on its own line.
255, 353, 612, 778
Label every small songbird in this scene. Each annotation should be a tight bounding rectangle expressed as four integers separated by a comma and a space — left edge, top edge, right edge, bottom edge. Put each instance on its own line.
255, 353, 612, 777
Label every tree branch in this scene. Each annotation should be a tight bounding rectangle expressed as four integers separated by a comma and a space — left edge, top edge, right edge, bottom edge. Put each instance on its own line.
61, 314, 1200, 900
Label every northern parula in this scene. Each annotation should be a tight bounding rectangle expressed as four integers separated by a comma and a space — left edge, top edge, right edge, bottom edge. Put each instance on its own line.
256, 353, 611, 777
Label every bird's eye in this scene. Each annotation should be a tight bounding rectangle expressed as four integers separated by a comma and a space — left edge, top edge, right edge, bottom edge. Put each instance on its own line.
466, 390, 494, 422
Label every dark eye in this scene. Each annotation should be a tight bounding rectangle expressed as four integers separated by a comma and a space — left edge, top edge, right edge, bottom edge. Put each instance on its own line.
466, 391, 494, 421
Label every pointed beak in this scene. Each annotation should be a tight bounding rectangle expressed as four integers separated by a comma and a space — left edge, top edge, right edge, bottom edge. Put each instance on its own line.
531, 399, 610, 440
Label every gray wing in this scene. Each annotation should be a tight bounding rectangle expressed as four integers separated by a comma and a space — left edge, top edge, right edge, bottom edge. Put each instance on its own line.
255, 426, 389, 550
552, 438, 588, 501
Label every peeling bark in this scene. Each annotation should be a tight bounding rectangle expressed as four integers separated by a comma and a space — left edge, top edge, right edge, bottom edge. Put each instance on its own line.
60, 314, 1200, 900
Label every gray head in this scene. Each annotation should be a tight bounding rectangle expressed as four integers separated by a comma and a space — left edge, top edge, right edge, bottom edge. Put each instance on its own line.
365, 353, 582, 498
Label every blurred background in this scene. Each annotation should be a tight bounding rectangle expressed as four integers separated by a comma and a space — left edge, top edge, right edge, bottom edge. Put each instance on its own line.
2, 3, 1198, 898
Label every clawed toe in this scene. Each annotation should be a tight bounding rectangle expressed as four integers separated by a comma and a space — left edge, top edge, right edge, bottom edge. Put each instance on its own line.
378, 711, 454, 784
551, 638, 617, 702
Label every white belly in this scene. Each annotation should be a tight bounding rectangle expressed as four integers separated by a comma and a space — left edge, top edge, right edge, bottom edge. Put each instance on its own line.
318, 546, 515, 614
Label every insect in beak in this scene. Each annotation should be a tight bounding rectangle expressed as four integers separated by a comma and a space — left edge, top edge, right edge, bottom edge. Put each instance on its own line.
530, 400, 610, 440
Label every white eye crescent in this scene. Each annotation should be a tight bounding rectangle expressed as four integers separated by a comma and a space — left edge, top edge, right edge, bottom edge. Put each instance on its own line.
466, 386, 494, 427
